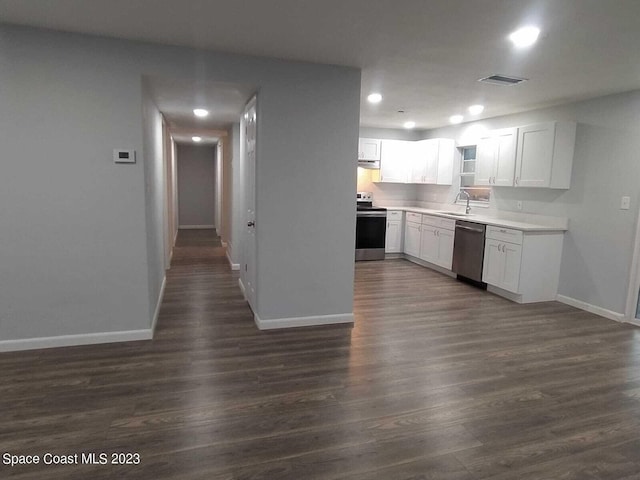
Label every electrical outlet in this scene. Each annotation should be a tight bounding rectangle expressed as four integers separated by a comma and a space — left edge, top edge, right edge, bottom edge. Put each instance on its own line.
516, 201, 523, 210
621, 196, 631, 210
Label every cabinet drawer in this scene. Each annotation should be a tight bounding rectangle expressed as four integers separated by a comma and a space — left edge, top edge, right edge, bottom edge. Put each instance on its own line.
387, 210, 403, 219
406, 212, 422, 223
486, 225, 523, 245
422, 214, 455, 231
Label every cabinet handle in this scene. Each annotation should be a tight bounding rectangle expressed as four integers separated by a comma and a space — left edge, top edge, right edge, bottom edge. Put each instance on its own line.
515, 177, 519, 186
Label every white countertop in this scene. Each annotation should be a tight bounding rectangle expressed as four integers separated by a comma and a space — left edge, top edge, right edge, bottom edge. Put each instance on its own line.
381, 206, 568, 232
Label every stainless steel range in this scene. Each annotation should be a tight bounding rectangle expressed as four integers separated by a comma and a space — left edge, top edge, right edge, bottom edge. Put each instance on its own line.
356, 192, 387, 261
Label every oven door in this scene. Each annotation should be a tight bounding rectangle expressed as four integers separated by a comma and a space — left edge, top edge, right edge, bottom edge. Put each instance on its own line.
356, 213, 387, 250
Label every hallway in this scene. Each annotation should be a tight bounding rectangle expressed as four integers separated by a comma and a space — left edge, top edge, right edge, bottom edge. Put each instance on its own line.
2, 230, 640, 479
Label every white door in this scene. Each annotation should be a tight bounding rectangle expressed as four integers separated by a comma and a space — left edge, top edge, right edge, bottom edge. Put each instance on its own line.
475, 135, 495, 186
482, 239, 504, 286
242, 97, 257, 309
419, 224, 439, 264
385, 220, 402, 253
404, 221, 421, 257
380, 140, 409, 183
358, 138, 381, 161
419, 139, 439, 184
437, 229, 455, 270
502, 242, 522, 293
516, 122, 554, 187
493, 128, 517, 186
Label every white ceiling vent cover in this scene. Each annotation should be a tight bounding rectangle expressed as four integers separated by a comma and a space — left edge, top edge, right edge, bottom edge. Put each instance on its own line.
478, 74, 529, 86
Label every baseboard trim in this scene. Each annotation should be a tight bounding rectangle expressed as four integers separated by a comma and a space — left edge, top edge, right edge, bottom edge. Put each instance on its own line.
254, 312, 354, 330
0, 329, 153, 353
179, 225, 215, 230
556, 294, 625, 323
226, 250, 240, 271
151, 275, 167, 333
402, 254, 457, 278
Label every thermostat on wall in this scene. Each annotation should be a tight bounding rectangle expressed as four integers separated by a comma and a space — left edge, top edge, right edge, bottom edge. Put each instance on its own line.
114, 149, 136, 164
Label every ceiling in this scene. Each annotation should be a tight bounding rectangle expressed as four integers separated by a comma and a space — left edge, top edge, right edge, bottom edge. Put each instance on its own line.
2, 0, 640, 129
145, 75, 255, 143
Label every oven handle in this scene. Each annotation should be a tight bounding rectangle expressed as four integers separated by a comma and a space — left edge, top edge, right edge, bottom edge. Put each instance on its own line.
356, 212, 387, 218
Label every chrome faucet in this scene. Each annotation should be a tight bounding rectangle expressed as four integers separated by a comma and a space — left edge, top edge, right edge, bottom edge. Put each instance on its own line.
455, 191, 472, 214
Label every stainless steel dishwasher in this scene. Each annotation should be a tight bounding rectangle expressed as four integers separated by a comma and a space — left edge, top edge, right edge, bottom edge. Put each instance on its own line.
452, 220, 487, 285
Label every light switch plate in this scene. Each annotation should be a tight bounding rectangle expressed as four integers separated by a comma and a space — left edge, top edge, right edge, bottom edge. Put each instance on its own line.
114, 149, 136, 164
621, 196, 631, 210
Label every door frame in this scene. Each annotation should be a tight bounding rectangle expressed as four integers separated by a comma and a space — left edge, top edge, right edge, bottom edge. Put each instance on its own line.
624, 203, 640, 325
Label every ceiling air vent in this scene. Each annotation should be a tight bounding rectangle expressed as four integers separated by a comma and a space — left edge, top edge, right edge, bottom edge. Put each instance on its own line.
478, 74, 528, 86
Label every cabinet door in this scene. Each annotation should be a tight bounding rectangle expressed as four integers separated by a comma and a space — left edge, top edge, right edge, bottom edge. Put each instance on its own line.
482, 239, 504, 286
435, 139, 455, 185
515, 122, 554, 187
475, 135, 496, 186
380, 140, 409, 183
419, 224, 439, 264
385, 220, 402, 253
501, 242, 522, 293
437, 229, 455, 270
414, 139, 439, 184
404, 221, 421, 257
493, 128, 517, 186
358, 138, 381, 161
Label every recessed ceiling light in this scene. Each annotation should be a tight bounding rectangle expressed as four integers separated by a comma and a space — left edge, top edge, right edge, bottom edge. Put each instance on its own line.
367, 93, 383, 104
404, 121, 416, 129
192, 136, 202, 142
468, 104, 485, 115
508, 26, 540, 48
193, 108, 209, 117
449, 115, 464, 125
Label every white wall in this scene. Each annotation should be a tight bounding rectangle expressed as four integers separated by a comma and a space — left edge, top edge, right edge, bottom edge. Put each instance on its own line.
176, 144, 216, 227
416, 90, 640, 315
0, 24, 360, 345
141, 80, 166, 326
228, 123, 242, 265
0, 28, 151, 342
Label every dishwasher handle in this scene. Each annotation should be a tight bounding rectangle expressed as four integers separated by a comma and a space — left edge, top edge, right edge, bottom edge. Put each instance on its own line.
455, 225, 484, 234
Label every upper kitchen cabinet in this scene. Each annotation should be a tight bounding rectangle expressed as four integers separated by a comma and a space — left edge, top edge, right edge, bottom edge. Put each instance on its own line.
379, 139, 411, 183
475, 128, 517, 187
358, 138, 381, 161
411, 139, 455, 185
515, 121, 577, 189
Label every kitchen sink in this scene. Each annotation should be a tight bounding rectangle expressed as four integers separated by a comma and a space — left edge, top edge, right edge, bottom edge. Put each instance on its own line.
436, 211, 473, 216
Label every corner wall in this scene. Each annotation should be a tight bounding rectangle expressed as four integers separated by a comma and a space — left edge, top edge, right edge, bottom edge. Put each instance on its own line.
0, 24, 360, 347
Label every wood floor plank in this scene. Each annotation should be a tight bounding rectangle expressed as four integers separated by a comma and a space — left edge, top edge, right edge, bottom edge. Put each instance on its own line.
2, 229, 640, 479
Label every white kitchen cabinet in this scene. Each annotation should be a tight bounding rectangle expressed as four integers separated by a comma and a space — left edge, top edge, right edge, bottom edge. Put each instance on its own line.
403, 220, 421, 258
482, 225, 564, 303
358, 138, 381, 161
483, 238, 522, 293
379, 140, 410, 183
411, 139, 455, 185
515, 121, 576, 189
419, 215, 455, 269
385, 210, 403, 253
475, 128, 517, 187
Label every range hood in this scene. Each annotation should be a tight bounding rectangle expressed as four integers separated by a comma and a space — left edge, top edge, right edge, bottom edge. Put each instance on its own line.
358, 158, 380, 169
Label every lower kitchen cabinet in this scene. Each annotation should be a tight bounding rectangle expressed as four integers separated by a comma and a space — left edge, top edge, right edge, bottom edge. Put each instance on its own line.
482, 225, 564, 303
419, 215, 455, 270
483, 238, 522, 293
403, 220, 422, 258
385, 210, 403, 253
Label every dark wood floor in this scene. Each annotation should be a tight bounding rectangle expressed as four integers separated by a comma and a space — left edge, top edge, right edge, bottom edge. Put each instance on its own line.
3, 229, 640, 479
